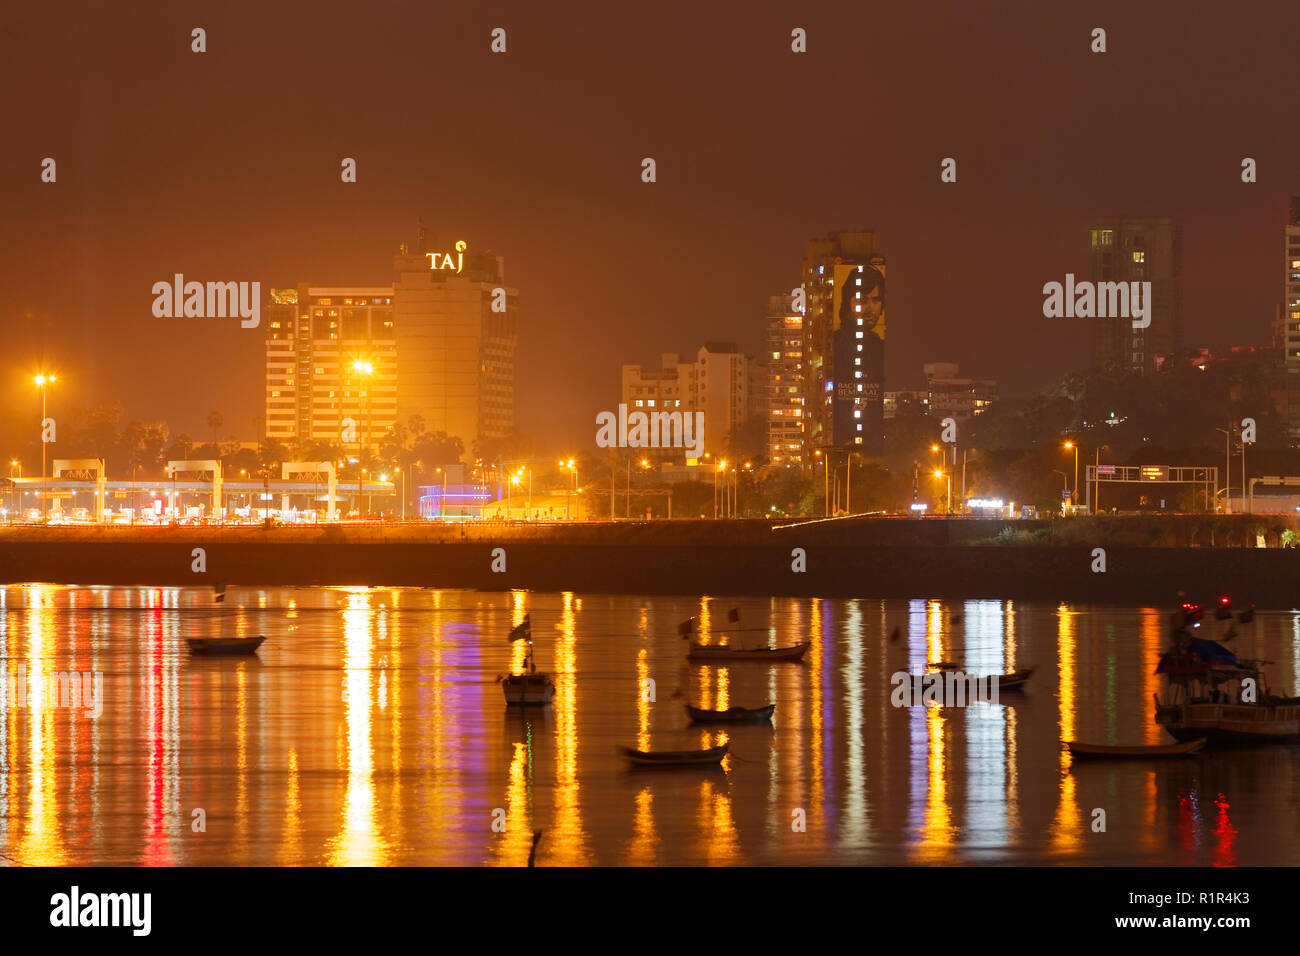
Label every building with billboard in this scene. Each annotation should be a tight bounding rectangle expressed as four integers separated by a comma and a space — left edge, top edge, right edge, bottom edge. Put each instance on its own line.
264, 231, 518, 456
801, 231, 887, 461
1088, 217, 1181, 375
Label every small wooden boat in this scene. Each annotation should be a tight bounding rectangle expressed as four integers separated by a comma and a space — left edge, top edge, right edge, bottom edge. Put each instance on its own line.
187, 635, 265, 656
620, 743, 729, 767
688, 642, 810, 662
502, 672, 556, 706
686, 703, 775, 724
926, 664, 1034, 691
1066, 738, 1206, 759
996, 668, 1035, 691
502, 614, 556, 705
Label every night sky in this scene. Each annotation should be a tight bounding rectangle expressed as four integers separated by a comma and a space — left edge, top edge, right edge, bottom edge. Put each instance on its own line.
3, 0, 1298, 448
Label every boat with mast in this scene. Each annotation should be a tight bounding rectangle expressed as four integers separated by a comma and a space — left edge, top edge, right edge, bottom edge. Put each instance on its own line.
501, 614, 556, 706
1154, 603, 1300, 744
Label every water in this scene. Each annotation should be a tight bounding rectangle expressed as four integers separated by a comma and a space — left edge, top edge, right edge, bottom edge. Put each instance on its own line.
1, 585, 1297, 866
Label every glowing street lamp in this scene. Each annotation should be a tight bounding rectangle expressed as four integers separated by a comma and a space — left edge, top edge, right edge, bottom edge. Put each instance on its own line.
1063, 441, 1079, 505
933, 469, 951, 515
32, 373, 56, 514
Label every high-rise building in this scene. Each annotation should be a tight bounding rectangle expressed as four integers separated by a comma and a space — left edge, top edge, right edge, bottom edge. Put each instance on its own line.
1088, 217, 1181, 375
801, 231, 887, 461
765, 294, 803, 466
264, 232, 518, 456
264, 285, 397, 448
393, 237, 518, 456
1282, 198, 1300, 444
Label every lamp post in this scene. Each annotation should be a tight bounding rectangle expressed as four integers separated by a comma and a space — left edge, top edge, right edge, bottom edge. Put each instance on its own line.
933, 469, 950, 515
396, 466, 406, 520
33, 374, 55, 514
1064, 441, 1078, 509
560, 459, 577, 520
1214, 426, 1232, 514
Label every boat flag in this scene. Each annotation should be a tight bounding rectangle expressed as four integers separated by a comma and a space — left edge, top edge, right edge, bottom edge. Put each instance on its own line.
727, 607, 740, 624
509, 615, 531, 643
678, 617, 695, 638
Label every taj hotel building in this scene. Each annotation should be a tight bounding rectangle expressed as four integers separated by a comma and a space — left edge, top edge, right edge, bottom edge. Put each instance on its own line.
265, 232, 519, 456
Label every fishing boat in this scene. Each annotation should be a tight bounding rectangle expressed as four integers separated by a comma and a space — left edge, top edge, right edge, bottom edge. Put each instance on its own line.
1066, 738, 1206, 759
927, 662, 1034, 691
687, 641, 810, 663
187, 635, 265, 656
1154, 628, 1300, 744
502, 615, 557, 706
620, 743, 729, 767
685, 703, 775, 724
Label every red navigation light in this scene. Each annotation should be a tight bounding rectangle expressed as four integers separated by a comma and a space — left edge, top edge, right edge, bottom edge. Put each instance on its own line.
1220, 596, 1230, 605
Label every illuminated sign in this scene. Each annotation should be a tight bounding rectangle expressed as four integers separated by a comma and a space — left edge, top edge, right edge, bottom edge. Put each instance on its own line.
427, 240, 467, 274
1097, 465, 1116, 475
966, 498, 1005, 510
1140, 465, 1168, 481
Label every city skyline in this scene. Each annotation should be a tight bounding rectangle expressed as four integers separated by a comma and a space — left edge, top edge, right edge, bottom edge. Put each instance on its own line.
5, 2, 1298, 449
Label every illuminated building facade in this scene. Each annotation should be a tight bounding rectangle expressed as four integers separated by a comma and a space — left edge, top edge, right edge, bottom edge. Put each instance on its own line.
392, 238, 518, 454
620, 344, 753, 460
765, 294, 804, 466
264, 234, 518, 456
801, 231, 887, 461
265, 285, 397, 448
1283, 198, 1300, 444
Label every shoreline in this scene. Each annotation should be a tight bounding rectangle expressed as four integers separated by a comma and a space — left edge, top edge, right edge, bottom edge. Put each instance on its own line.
0, 518, 1289, 606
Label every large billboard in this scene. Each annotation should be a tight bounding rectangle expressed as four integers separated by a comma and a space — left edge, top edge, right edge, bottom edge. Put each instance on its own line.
830, 262, 886, 455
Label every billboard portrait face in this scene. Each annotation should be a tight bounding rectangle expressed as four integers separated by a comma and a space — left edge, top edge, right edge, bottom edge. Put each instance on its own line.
834, 264, 886, 338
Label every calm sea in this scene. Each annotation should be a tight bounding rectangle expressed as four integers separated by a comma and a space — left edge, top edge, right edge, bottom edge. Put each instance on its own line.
0, 585, 1295, 866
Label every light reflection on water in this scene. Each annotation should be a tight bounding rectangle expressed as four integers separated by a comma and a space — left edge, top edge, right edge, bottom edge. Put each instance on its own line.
0, 585, 1297, 866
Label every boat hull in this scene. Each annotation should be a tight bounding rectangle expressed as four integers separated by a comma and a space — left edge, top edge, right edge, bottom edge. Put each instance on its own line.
1067, 738, 1205, 758
502, 674, 556, 706
187, 637, 265, 656
620, 744, 728, 767
685, 703, 775, 724
1157, 702, 1300, 745
687, 642, 810, 662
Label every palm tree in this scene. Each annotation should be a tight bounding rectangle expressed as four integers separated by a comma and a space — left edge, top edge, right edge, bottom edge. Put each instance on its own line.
206, 411, 223, 447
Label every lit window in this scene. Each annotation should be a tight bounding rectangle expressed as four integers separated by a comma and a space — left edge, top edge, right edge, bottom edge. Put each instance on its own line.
1132, 251, 1145, 263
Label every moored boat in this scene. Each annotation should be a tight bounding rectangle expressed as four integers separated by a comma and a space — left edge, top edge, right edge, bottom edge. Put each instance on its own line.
687, 641, 810, 662
1154, 628, 1300, 745
187, 635, 265, 655
620, 743, 729, 767
502, 673, 556, 705
685, 703, 775, 724
926, 663, 1034, 691
1066, 738, 1206, 759
502, 614, 556, 706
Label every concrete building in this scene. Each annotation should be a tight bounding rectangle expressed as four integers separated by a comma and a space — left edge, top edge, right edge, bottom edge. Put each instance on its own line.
923, 362, 998, 421
1088, 217, 1181, 375
264, 231, 518, 456
801, 231, 887, 460
264, 286, 397, 448
766, 294, 804, 467
620, 343, 753, 459
1283, 198, 1300, 445
393, 236, 518, 455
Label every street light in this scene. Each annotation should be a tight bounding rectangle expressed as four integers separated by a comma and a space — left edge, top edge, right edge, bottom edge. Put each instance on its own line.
395, 466, 406, 520
1214, 427, 1232, 514
32, 373, 56, 514
933, 468, 951, 515
560, 459, 577, 520
1064, 441, 1078, 507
